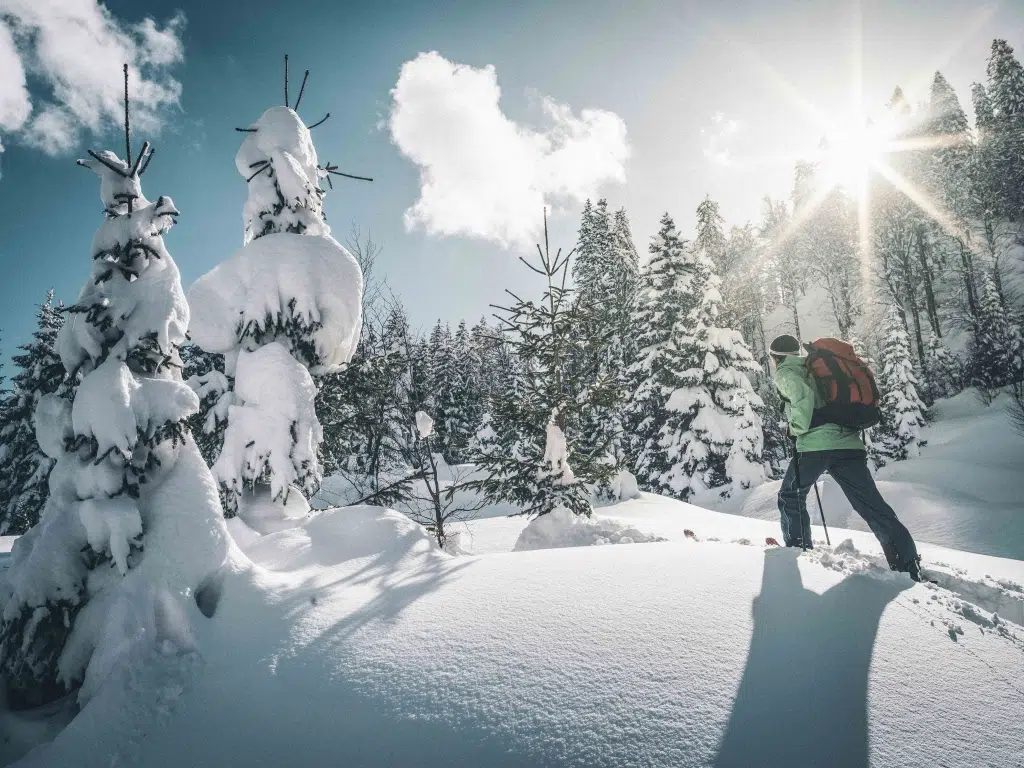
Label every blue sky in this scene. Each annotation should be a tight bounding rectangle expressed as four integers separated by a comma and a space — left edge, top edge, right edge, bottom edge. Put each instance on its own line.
0, 0, 1021, 362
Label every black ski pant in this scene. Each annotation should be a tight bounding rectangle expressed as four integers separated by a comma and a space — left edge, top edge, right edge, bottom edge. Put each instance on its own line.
777, 449, 918, 568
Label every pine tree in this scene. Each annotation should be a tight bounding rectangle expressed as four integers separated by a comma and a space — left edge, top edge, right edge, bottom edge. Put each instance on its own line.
695, 196, 728, 277
968, 272, 1015, 402
760, 196, 804, 338
624, 212, 763, 500
470, 213, 600, 517
188, 75, 364, 520
984, 40, 1024, 222
444, 320, 481, 463
923, 71, 978, 327
875, 304, 927, 461
920, 333, 963, 404
568, 200, 638, 499
0, 292, 65, 534
0, 121, 227, 709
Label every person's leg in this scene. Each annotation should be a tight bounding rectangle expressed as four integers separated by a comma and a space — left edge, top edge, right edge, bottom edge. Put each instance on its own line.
777, 452, 828, 548
827, 452, 919, 568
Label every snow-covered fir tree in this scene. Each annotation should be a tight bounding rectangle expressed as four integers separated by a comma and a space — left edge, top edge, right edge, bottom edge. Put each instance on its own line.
984, 39, 1024, 222
569, 200, 639, 500
875, 304, 927, 462
624, 213, 763, 500
968, 272, 1016, 402
0, 135, 228, 709
920, 333, 963, 405
0, 292, 65, 534
187, 79, 363, 521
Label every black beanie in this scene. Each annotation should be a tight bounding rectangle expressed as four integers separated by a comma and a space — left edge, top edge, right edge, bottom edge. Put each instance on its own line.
769, 334, 802, 356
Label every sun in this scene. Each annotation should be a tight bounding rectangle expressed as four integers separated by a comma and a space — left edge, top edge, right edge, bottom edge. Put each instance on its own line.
817, 118, 890, 200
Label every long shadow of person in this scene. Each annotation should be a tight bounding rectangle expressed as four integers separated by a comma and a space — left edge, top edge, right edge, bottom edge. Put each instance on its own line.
713, 548, 910, 768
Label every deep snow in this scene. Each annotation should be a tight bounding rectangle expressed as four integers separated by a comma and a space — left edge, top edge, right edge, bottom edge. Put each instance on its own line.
2, 389, 1023, 767
4, 496, 1022, 768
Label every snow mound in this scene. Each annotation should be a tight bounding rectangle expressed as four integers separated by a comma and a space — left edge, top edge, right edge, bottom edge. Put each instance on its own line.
243, 505, 437, 573
513, 505, 665, 552
235, 486, 311, 536
187, 232, 363, 374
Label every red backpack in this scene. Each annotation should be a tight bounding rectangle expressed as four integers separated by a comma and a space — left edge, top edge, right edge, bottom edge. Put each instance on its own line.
804, 338, 881, 429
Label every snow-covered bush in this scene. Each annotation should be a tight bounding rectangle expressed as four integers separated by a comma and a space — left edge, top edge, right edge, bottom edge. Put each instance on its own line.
0, 148, 228, 709
188, 102, 363, 520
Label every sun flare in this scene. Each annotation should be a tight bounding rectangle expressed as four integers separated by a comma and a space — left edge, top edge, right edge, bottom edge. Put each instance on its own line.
817, 119, 891, 199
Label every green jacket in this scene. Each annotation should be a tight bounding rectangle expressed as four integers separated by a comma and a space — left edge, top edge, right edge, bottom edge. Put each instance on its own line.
774, 355, 865, 453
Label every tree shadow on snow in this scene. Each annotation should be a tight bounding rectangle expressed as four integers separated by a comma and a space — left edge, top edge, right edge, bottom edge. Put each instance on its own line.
713, 548, 909, 768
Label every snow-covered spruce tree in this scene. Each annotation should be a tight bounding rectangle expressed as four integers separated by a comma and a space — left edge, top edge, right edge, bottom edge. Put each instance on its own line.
469, 213, 602, 517
984, 39, 1024, 222
920, 333, 963, 405
967, 272, 1016, 403
875, 304, 927, 462
0, 292, 65, 534
188, 68, 364, 522
0, 134, 229, 709
570, 201, 639, 501
624, 213, 764, 500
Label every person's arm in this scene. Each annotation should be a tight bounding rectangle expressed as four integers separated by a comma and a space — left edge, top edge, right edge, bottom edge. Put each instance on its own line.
775, 367, 815, 436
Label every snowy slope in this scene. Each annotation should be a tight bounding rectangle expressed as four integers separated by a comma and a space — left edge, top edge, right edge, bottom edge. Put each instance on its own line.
736, 390, 1024, 560
7, 500, 1022, 768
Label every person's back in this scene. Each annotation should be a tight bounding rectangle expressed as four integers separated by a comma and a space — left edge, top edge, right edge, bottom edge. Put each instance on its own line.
769, 334, 923, 581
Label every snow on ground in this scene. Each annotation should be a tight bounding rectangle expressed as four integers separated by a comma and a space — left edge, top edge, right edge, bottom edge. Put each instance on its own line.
4, 496, 1022, 767
733, 390, 1024, 560
3, 388, 1024, 766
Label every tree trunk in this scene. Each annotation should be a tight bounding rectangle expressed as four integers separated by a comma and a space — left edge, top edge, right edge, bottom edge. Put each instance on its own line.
900, 243, 926, 369
790, 297, 802, 340
957, 241, 979, 320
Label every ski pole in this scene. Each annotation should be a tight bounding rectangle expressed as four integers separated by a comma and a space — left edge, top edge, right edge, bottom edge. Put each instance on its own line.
812, 481, 831, 546
791, 437, 807, 551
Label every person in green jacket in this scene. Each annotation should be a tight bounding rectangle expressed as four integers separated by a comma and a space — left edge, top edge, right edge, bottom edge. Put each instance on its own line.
770, 334, 922, 581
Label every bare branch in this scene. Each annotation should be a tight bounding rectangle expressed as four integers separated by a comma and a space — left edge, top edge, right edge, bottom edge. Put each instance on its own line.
307, 113, 330, 129
328, 170, 374, 182
84, 149, 129, 178
294, 69, 309, 111
139, 148, 156, 176
130, 141, 151, 176
246, 164, 272, 183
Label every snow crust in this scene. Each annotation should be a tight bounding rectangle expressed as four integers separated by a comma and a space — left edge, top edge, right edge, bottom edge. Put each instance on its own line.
187, 232, 363, 374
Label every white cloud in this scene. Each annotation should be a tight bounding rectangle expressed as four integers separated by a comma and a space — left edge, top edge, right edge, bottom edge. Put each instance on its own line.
0, 0, 186, 157
389, 51, 630, 249
701, 111, 741, 168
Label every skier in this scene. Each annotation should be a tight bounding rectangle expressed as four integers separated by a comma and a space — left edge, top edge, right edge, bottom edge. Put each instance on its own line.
769, 334, 923, 581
